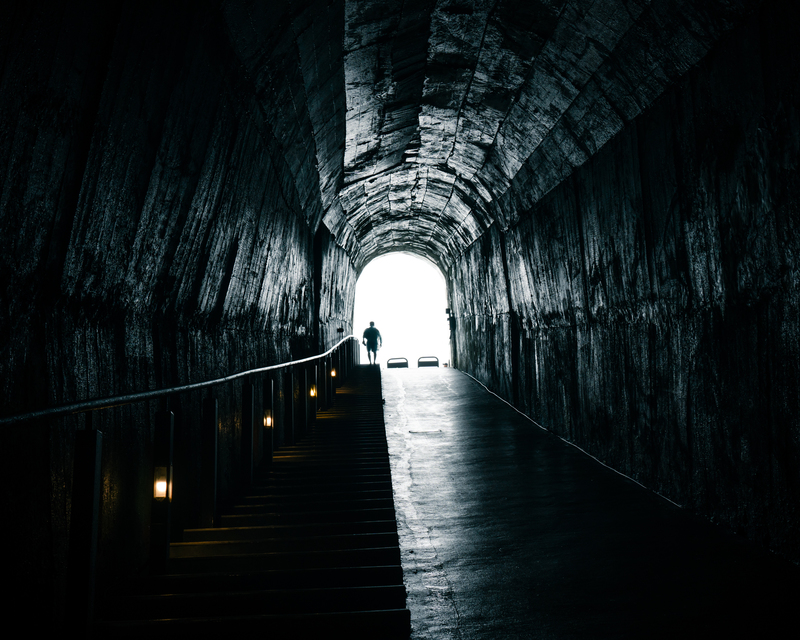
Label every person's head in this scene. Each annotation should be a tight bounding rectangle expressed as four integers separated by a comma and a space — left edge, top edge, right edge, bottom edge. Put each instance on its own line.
369, 321, 374, 327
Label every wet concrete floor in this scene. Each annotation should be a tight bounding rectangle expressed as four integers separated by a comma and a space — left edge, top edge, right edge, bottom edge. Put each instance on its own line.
382, 367, 800, 640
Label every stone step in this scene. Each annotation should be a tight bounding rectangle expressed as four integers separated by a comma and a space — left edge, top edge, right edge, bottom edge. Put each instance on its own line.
166, 546, 401, 575
259, 464, 391, 478
95, 366, 409, 639
218, 506, 397, 526
252, 473, 392, 487
236, 485, 393, 501
130, 565, 406, 595
181, 520, 397, 542
266, 457, 390, 469
170, 531, 399, 556
226, 496, 395, 514
103, 584, 408, 619
95, 608, 411, 639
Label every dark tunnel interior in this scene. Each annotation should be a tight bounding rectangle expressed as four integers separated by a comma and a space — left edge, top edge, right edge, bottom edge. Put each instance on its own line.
1, 0, 799, 629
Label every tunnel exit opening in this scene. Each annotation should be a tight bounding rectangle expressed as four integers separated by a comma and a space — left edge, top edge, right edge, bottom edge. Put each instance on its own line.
353, 253, 451, 368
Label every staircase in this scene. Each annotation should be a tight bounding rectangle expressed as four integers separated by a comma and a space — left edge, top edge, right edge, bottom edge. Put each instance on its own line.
95, 365, 410, 638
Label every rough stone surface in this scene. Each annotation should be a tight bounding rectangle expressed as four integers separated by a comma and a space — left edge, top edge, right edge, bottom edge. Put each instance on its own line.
0, 0, 355, 626
1, 0, 799, 630
337, 0, 756, 270
450, 1, 800, 562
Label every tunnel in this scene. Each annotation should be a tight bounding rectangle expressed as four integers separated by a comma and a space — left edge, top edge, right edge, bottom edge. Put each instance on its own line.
1, 0, 799, 633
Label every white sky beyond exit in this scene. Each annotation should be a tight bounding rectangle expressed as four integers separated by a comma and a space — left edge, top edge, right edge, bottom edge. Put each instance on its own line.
353, 253, 451, 367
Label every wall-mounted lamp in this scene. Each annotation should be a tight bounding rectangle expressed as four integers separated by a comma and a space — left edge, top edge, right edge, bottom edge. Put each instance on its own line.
151, 410, 175, 573
331, 369, 337, 378
153, 466, 172, 500
264, 410, 273, 428
310, 386, 316, 397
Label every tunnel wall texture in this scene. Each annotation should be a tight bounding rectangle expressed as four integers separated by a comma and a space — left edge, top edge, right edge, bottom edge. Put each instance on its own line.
0, 0, 354, 624
450, 2, 800, 562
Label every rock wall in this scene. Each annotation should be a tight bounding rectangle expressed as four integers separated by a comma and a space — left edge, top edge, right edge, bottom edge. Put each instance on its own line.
448, 224, 513, 399
0, 0, 353, 626
449, 1, 800, 562
317, 228, 357, 350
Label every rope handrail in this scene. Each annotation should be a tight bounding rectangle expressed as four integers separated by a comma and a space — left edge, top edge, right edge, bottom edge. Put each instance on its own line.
0, 335, 357, 426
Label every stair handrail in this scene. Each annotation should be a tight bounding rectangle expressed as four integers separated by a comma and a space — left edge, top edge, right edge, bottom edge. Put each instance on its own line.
0, 334, 357, 426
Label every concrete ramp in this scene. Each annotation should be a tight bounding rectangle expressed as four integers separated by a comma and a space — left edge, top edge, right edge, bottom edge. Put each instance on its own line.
384, 367, 800, 639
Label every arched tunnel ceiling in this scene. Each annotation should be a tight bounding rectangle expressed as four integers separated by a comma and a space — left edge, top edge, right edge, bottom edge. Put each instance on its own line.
224, 0, 750, 273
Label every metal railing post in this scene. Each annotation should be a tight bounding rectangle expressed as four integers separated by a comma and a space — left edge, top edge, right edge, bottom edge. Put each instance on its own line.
326, 357, 332, 407
310, 363, 318, 424
200, 397, 218, 528
66, 421, 102, 634
242, 380, 254, 485
253, 378, 262, 468
285, 369, 295, 446
150, 409, 174, 574
324, 356, 332, 409
263, 377, 273, 463
299, 365, 308, 441
316, 357, 325, 411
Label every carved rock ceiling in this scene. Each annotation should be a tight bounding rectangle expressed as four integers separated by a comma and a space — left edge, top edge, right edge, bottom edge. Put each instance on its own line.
229, 0, 749, 272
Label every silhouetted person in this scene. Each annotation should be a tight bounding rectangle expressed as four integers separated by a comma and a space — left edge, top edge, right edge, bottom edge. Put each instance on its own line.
362, 321, 382, 365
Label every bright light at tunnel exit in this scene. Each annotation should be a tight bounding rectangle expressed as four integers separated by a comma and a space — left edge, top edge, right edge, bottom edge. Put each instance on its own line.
353, 253, 451, 368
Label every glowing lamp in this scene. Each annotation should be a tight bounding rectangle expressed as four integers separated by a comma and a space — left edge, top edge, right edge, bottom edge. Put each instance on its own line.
264, 411, 273, 428
310, 386, 316, 397
331, 369, 337, 378
154, 466, 171, 500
